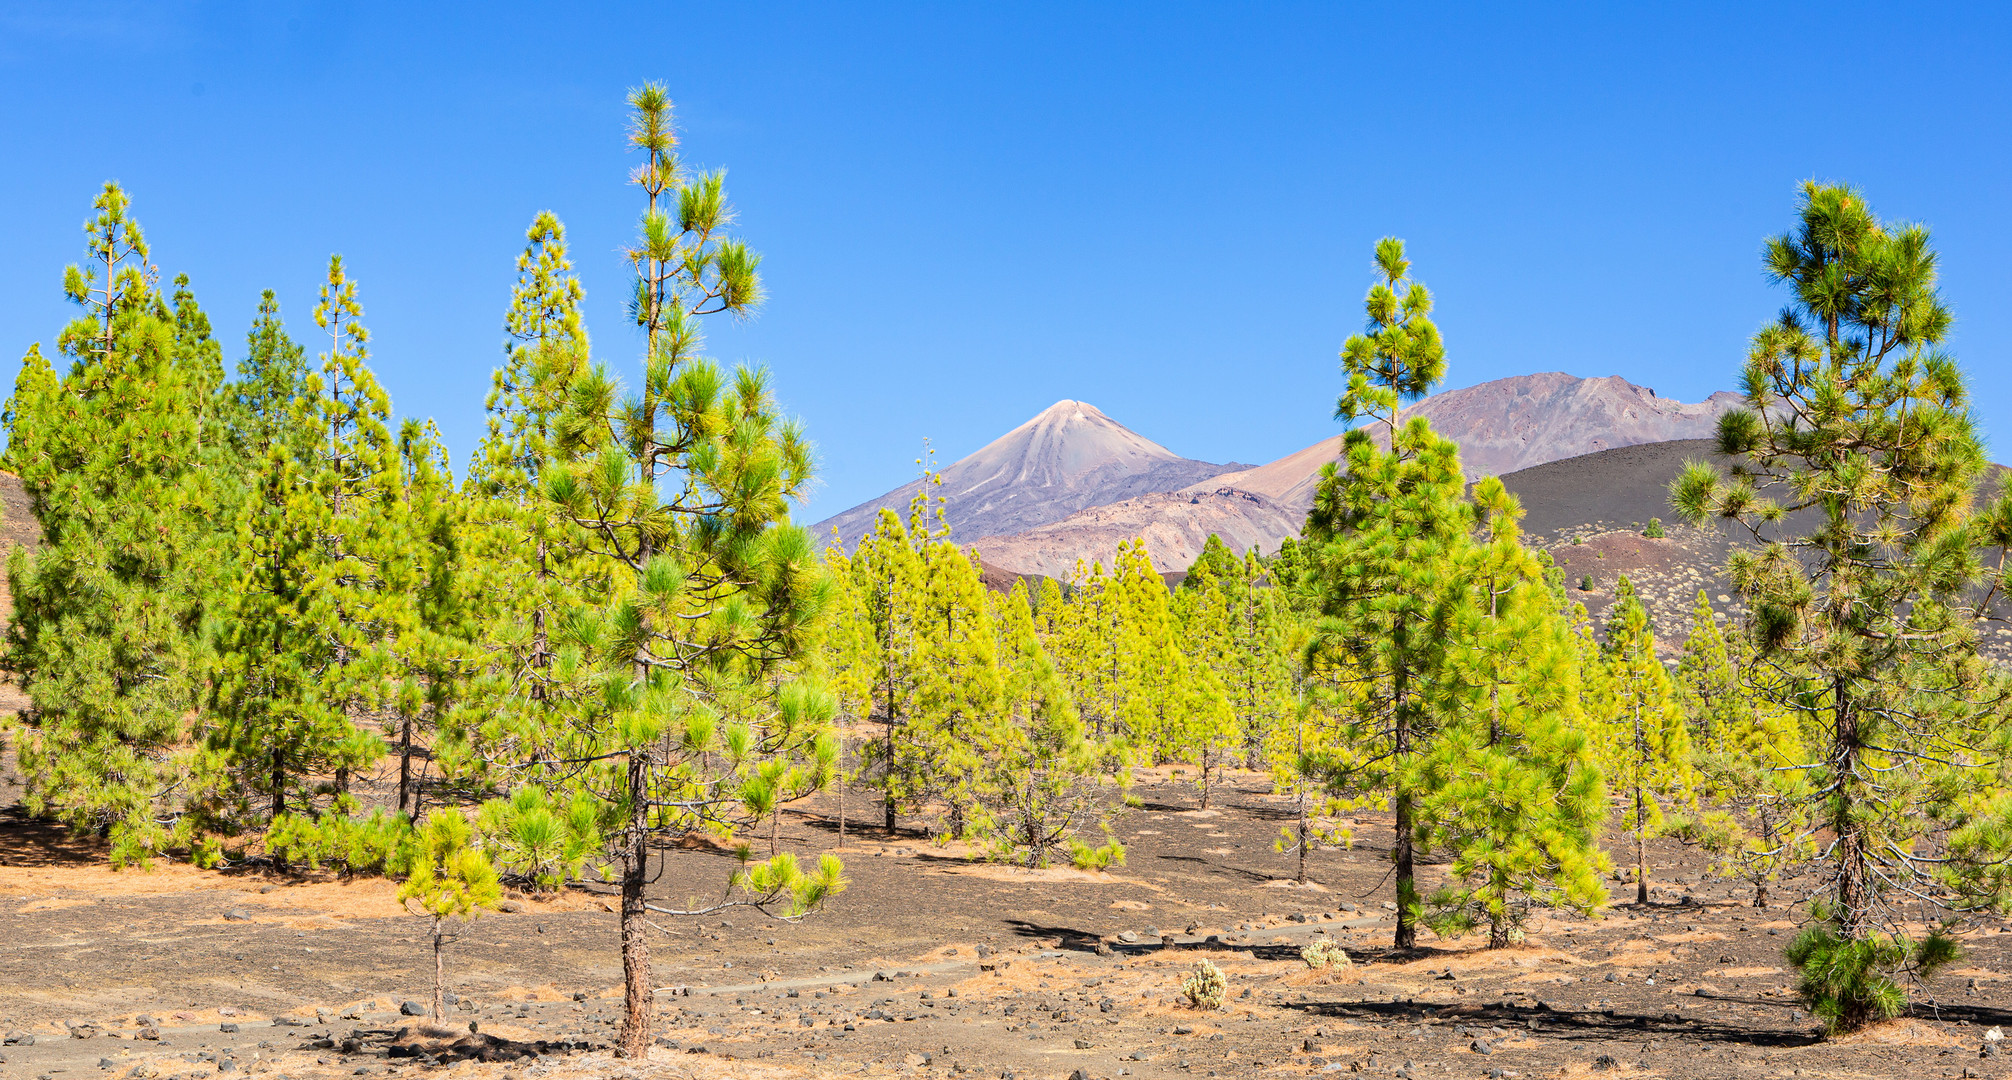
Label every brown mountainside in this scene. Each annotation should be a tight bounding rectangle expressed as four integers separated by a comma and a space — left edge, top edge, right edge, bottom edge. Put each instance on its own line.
969, 374, 1737, 578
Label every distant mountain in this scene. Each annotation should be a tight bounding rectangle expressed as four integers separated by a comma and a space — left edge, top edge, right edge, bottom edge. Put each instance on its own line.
970, 487, 1305, 581
812, 400, 1243, 548
969, 374, 1740, 578
1197, 373, 1742, 509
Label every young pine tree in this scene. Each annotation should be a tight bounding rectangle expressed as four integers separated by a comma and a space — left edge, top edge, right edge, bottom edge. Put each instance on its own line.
1598, 575, 1697, 906
398, 809, 502, 1022
1672, 182, 2011, 1031
1414, 480, 1608, 947
970, 580, 1127, 868
1669, 590, 1815, 909
531, 84, 842, 1057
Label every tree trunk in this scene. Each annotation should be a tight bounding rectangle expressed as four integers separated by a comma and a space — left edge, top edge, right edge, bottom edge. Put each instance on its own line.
1296, 798, 1309, 886
398, 710, 414, 817
1488, 868, 1511, 949
1392, 667, 1416, 951
1635, 786, 1649, 906
432, 917, 446, 1021
617, 748, 652, 1058
271, 748, 286, 820
1829, 681, 1870, 938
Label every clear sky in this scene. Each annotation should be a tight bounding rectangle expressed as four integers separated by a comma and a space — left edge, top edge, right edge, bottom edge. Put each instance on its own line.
3, 3, 2009, 524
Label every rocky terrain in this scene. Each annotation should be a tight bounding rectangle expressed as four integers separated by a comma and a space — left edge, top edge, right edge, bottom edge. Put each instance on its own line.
4, 771, 2009, 1080
972, 488, 1304, 582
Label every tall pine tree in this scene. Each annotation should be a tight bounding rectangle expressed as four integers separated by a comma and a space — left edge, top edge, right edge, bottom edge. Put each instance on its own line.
3, 184, 237, 864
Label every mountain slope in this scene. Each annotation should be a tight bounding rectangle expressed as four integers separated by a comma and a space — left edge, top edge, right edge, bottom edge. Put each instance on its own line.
967, 375, 1739, 578
1195, 373, 1740, 510
970, 487, 1305, 581
812, 400, 1241, 548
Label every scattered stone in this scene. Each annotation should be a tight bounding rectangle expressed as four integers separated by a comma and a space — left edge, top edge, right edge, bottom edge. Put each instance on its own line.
218, 1023, 239, 1034
224, 910, 251, 922
399, 1002, 426, 1017
1471, 1040, 1493, 1055
4, 1032, 33, 1046
135, 1027, 160, 1041
499, 901, 523, 914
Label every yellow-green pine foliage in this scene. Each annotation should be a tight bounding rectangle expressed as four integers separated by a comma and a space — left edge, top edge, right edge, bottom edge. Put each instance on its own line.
1415, 479, 1609, 947
1111, 539, 1220, 785
1672, 183, 2012, 1030
389, 418, 476, 817
1597, 575, 1697, 905
525, 84, 840, 1058
1179, 539, 1295, 800
848, 491, 935, 830
907, 541, 1005, 838
971, 579, 1126, 868
1051, 559, 1128, 743
450, 214, 599, 783
1672, 183, 2012, 956
211, 254, 406, 832
2, 184, 238, 865
1671, 590, 1814, 908
1302, 238, 1473, 950
398, 809, 502, 1020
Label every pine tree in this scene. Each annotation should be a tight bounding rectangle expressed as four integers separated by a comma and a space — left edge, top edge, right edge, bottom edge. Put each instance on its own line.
1597, 575, 1696, 906
1303, 238, 1469, 950
530, 84, 842, 1057
970, 579, 1126, 868
2, 184, 236, 864
848, 490, 936, 832
449, 213, 596, 789
210, 255, 403, 832
1669, 590, 1815, 908
1672, 182, 2012, 1031
1414, 479, 1608, 946
231, 290, 313, 462
398, 809, 502, 1021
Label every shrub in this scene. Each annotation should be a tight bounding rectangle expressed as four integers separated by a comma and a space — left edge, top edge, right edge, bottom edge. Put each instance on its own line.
1301, 938, 1351, 970
477, 787, 606, 890
1068, 837, 1127, 871
1785, 906, 1960, 1034
1579, 575, 1594, 591
1181, 958, 1227, 1009
264, 810, 413, 875
1644, 518, 1666, 538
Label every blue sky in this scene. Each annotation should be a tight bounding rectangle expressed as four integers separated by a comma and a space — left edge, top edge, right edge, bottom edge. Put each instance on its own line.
3, 3, 2009, 523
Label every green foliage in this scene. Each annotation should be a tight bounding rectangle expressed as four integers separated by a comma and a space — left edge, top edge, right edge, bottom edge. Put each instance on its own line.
263, 809, 414, 875
209, 255, 406, 825
1785, 903, 1960, 1033
1181, 958, 1227, 1009
1593, 575, 1697, 905
1670, 182, 2012, 952
2, 184, 239, 864
477, 787, 605, 890
1642, 518, 1665, 539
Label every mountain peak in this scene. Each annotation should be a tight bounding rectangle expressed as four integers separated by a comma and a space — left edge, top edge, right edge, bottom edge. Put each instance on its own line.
812, 400, 1237, 548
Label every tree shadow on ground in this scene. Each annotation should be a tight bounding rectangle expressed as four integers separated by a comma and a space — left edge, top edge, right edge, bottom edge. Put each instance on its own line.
0, 805, 105, 868
1282, 994, 1825, 1049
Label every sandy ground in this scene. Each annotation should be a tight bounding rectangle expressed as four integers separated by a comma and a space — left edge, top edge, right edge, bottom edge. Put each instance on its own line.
4, 771, 2012, 1080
